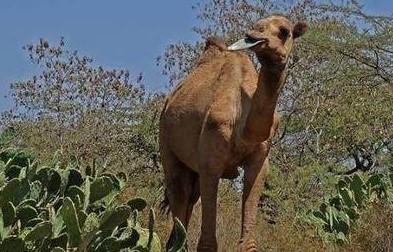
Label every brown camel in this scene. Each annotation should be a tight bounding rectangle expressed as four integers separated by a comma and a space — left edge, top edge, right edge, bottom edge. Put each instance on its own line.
160, 15, 307, 251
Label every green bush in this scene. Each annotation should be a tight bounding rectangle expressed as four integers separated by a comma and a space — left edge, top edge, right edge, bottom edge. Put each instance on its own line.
308, 172, 393, 244
0, 150, 186, 251
0, 128, 16, 148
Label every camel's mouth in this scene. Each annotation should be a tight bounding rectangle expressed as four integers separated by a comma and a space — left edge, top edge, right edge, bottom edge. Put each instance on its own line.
258, 50, 287, 65
227, 37, 267, 51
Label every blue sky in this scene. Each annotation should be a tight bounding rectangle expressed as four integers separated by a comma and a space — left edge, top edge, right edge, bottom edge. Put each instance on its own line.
0, 0, 392, 112
0, 0, 199, 111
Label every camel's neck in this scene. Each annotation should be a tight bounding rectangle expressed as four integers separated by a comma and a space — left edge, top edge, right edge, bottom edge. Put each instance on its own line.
242, 62, 287, 143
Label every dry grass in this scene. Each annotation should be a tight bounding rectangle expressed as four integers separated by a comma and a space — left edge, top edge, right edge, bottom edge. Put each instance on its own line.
345, 203, 393, 252
153, 181, 326, 251
127, 171, 393, 252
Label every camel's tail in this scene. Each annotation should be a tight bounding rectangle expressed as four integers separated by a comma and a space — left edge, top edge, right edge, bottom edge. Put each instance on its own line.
159, 188, 170, 216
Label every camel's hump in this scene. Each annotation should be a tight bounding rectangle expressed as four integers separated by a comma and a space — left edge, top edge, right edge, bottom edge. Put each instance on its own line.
205, 37, 227, 51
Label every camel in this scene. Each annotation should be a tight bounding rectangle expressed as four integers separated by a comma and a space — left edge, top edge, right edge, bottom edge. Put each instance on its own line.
159, 15, 307, 251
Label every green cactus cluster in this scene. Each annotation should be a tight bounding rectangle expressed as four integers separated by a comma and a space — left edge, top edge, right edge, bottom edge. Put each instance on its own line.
309, 172, 393, 244
0, 149, 187, 251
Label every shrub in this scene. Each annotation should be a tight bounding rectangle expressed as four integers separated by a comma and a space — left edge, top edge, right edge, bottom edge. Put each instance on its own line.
308, 172, 393, 244
0, 150, 186, 251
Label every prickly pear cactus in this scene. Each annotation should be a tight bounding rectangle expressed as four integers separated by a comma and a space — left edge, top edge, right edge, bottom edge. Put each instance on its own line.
0, 149, 188, 251
310, 171, 393, 244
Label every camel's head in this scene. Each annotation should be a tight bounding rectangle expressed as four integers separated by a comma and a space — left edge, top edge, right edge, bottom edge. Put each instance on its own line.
228, 15, 307, 65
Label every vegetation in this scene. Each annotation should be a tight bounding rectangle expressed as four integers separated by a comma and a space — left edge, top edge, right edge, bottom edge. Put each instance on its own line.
0, 149, 186, 251
308, 172, 393, 244
0, 0, 392, 250
157, 1, 393, 248
1, 38, 160, 176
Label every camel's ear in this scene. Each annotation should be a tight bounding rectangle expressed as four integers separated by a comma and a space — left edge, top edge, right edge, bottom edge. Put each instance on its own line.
293, 21, 308, 39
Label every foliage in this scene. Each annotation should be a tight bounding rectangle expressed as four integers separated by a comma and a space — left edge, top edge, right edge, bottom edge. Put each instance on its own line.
0, 127, 16, 149
157, 2, 393, 246
0, 0, 392, 250
1, 38, 162, 175
308, 171, 393, 244
0, 150, 186, 251
159, 0, 393, 171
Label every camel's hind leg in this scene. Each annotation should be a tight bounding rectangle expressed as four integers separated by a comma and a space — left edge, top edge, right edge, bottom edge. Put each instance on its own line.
162, 150, 200, 250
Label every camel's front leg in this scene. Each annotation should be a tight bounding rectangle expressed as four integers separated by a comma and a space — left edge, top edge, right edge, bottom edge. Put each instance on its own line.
238, 143, 270, 252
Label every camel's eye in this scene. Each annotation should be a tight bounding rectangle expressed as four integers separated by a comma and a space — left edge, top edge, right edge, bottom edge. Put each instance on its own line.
278, 27, 290, 40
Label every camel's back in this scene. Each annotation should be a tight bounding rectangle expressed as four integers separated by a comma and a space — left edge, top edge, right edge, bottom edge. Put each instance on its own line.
160, 40, 257, 170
